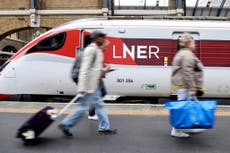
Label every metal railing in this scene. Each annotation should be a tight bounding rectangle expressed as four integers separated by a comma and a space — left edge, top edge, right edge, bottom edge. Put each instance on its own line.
106, 15, 230, 21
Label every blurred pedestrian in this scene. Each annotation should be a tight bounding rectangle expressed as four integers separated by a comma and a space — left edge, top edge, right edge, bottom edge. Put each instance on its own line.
58, 30, 117, 136
171, 33, 205, 138
88, 40, 110, 121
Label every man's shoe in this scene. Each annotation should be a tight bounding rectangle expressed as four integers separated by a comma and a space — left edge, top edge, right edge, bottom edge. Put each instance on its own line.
88, 114, 98, 120
171, 128, 189, 138
58, 124, 73, 137
99, 129, 117, 135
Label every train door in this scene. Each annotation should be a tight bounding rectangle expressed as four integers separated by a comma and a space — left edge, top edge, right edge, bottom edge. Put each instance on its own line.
76, 28, 104, 56
172, 32, 201, 59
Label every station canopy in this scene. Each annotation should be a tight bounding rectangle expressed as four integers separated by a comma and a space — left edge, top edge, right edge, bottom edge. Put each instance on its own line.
114, 0, 230, 17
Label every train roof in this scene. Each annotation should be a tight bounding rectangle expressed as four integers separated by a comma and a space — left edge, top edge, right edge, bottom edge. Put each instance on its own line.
54, 17, 230, 31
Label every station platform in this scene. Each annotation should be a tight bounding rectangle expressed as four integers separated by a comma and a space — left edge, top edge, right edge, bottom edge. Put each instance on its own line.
0, 101, 230, 153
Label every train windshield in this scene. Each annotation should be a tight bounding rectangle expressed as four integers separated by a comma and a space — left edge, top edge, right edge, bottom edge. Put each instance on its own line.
26, 32, 66, 54
0, 60, 10, 72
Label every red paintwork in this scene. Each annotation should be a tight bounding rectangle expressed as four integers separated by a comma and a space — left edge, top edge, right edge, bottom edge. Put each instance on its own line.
40, 29, 79, 58
9, 30, 57, 61
200, 40, 230, 67
104, 37, 137, 65
0, 94, 12, 99
9, 29, 80, 60
9, 29, 230, 67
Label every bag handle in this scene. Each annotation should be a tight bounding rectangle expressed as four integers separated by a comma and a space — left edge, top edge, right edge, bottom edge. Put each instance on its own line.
51, 94, 85, 119
187, 96, 198, 102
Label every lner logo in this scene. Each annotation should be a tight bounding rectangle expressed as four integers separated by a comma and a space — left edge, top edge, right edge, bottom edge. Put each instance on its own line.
112, 43, 160, 60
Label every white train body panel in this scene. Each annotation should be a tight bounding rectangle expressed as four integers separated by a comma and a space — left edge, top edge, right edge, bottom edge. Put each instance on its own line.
0, 18, 230, 100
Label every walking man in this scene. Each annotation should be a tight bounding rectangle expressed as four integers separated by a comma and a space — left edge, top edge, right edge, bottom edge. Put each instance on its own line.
58, 30, 117, 136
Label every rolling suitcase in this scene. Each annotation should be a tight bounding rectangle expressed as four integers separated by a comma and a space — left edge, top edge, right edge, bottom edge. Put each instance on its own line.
16, 95, 81, 143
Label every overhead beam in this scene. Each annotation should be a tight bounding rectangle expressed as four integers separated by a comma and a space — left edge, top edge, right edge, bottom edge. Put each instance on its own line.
0, 9, 106, 16
0, 10, 31, 15
114, 10, 176, 16
107, 15, 230, 21
0, 51, 14, 56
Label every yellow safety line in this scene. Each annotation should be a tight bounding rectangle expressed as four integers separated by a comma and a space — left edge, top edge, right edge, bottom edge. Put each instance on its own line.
0, 108, 230, 116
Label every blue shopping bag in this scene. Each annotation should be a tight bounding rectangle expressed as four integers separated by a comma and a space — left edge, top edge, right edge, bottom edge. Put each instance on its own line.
165, 98, 217, 129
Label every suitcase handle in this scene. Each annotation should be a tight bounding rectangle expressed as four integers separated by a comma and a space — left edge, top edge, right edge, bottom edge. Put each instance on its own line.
51, 94, 84, 119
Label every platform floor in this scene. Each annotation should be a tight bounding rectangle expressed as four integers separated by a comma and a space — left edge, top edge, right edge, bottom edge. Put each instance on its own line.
0, 102, 230, 153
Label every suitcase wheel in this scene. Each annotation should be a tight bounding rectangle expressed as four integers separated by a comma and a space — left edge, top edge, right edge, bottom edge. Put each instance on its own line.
20, 129, 37, 143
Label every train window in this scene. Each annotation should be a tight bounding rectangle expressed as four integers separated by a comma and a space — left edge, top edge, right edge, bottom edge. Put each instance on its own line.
27, 32, 66, 53
173, 32, 197, 50
176, 35, 194, 50
83, 35, 92, 48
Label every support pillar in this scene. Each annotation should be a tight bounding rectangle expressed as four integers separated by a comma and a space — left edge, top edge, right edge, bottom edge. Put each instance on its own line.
102, 0, 109, 16
176, 0, 184, 16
